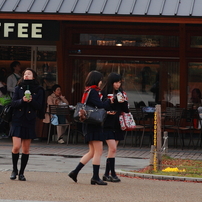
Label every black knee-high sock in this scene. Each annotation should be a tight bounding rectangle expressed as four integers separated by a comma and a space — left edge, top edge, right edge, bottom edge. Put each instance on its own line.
12, 153, 19, 172
19, 153, 29, 175
109, 158, 116, 177
73, 162, 84, 174
92, 165, 100, 180
104, 158, 110, 176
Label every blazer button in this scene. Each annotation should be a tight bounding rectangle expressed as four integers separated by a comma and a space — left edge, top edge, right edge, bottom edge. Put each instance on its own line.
19, 109, 21, 111
28, 111, 31, 113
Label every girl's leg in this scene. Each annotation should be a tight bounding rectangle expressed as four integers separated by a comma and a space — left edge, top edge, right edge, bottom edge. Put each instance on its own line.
19, 139, 31, 181
104, 139, 117, 176
104, 140, 120, 182
68, 142, 94, 182
91, 141, 107, 185
10, 137, 21, 180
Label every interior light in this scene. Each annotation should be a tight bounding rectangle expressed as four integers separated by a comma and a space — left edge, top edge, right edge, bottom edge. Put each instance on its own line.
115, 39, 123, 46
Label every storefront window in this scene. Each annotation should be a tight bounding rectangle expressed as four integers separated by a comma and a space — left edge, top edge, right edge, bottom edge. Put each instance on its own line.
0, 45, 31, 78
190, 36, 202, 48
71, 59, 179, 108
0, 45, 57, 93
73, 34, 179, 47
36, 46, 57, 92
188, 62, 202, 109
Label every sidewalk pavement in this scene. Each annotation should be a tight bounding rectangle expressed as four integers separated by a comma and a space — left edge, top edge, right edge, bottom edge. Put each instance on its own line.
0, 138, 202, 202
1, 138, 202, 176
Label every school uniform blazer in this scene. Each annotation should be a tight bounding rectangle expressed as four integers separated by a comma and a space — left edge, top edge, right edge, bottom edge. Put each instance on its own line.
11, 86, 44, 124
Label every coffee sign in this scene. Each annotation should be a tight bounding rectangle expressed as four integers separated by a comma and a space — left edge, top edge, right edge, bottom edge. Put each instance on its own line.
0, 20, 59, 40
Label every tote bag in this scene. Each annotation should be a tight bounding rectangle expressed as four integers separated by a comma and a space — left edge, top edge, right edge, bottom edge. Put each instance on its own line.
119, 112, 136, 131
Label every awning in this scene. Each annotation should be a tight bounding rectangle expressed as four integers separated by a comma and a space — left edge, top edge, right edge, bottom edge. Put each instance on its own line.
0, 0, 202, 24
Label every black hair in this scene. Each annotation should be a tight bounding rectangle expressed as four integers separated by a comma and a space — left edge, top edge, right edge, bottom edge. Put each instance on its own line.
102, 72, 123, 95
191, 88, 201, 98
52, 84, 61, 92
10, 61, 21, 72
84, 71, 103, 87
18, 68, 39, 86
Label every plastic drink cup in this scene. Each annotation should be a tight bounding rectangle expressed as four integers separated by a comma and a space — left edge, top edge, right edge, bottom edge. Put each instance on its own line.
107, 94, 114, 99
25, 90, 31, 100
117, 92, 123, 102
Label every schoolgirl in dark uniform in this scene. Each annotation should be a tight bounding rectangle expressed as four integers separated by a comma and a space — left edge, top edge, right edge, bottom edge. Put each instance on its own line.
68, 70, 113, 185
101, 73, 129, 182
9, 68, 45, 181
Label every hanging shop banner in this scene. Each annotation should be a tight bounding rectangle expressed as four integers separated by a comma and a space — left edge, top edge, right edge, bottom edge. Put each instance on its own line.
0, 20, 59, 41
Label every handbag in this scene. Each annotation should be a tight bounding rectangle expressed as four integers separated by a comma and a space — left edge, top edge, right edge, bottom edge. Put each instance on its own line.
119, 112, 136, 131
51, 114, 58, 125
73, 89, 107, 124
0, 104, 13, 123
0, 94, 12, 106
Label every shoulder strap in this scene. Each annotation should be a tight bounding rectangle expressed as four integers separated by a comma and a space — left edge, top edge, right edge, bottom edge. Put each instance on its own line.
81, 89, 91, 104
13, 73, 20, 81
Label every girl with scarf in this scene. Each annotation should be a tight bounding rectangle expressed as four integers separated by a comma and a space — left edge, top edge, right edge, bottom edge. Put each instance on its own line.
101, 73, 129, 183
68, 71, 113, 185
9, 68, 45, 181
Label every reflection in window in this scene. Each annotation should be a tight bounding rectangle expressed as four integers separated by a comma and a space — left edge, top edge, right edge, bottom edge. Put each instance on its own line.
74, 34, 179, 47
36, 46, 57, 93
191, 36, 202, 48
188, 63, 202, 109
71, 59, 179, 109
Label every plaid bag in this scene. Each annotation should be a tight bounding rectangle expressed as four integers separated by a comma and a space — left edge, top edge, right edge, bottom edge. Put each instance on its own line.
119, 112, 136, 131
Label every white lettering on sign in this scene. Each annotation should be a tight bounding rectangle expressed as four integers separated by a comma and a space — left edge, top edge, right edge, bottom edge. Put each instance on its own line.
18, 23, 28, 38
4, 23, 14, 37
32, 24, 42, 38
0, 22, 43, 38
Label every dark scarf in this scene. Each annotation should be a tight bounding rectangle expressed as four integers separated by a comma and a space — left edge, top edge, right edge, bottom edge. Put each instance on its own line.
19, 79, 39, 94
81, 85, 102, 104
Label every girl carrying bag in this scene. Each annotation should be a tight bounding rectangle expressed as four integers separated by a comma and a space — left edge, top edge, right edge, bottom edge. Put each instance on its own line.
73, 89, 106, 124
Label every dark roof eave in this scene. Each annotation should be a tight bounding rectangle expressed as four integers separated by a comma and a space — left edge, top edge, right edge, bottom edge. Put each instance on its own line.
0, 12, 202, 24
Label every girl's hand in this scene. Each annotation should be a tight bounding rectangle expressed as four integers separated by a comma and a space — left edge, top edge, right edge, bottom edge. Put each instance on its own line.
109, 97, 114, 104
60, 95, 65, 100
23, 95, 32, 102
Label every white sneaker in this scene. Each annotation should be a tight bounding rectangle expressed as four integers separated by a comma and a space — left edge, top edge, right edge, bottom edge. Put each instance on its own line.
58, 139, 65, 144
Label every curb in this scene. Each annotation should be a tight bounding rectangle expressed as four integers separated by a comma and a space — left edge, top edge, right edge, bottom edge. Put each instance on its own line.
116, 170, 202, 182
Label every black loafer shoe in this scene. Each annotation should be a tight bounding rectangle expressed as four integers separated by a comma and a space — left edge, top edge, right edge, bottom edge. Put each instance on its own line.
91, 178, 107, 185
10, 171, 18, 180
18, 174, 26, 181
102, 175, 112, 182
68, 171, 77, 183
111, 175, 121, 182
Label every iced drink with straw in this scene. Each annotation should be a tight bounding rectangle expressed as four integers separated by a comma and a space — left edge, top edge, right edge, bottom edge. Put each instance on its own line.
24, 90, 31, 100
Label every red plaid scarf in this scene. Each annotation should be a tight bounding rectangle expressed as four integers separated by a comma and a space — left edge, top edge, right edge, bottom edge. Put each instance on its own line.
81, 85, 102, 104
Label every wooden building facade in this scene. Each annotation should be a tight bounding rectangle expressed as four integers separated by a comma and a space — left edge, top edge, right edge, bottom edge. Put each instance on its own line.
1, 0, 202, 110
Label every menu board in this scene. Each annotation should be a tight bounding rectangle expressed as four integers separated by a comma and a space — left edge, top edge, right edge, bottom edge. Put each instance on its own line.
0, 46, 31, 61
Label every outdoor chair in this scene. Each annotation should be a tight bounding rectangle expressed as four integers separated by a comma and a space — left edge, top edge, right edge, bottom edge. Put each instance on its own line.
47, 105, 72, 145
123, 108, 151, 148
177, 109, 202, 149
162, 107, 184, 148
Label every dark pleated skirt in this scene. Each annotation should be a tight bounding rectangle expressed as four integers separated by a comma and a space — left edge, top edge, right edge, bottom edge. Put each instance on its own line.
84, 131, 105, 143
9, 125, 36, 139
103, 130, 125, 141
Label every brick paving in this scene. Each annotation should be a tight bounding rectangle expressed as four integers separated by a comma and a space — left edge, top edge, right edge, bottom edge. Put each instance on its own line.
0, 138, 202, 160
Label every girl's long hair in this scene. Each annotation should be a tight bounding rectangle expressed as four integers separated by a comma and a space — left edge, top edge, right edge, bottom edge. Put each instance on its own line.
102, 72, 123, 95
